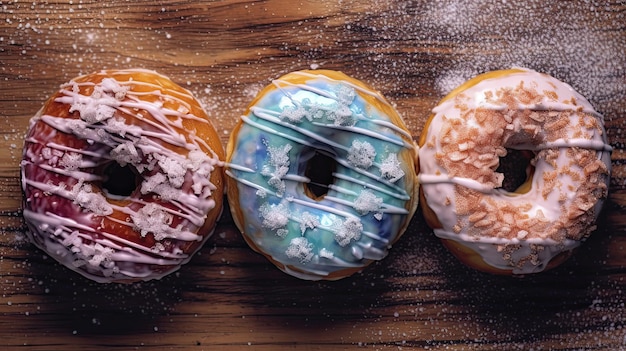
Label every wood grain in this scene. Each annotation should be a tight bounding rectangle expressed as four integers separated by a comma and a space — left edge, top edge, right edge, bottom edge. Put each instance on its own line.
1, 0, 625, 350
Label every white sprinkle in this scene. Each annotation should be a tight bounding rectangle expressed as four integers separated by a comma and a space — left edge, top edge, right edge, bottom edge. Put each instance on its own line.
72, 182, 113, 216
319, 248, 334, 259
299, 211, 320, 234
353, 189, 383, 216
260, 203, 289, 235
279, 104, 307, 123
59, 152, 82, 171
285, 237, 314, 263
110, 141, 141, 166
261, 144, 292, 195
347, 140, 376, 169
335, 217, 363, 247
131, 203, 174, 238
380, 153, 405, 182
157, 155, 187, 188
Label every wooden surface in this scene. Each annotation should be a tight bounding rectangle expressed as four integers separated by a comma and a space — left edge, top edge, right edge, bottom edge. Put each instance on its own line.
1, 1, 625, 350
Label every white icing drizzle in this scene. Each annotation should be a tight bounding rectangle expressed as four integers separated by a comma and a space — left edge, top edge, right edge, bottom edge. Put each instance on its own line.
539, 138, 612, 152
419, 173, 499, 193
311, 121, 414, 149
21, 69, 222, 283
227, 71, 418, 280
251, 107, 349, 151
274, 71, 415, 139
418, 68, 612, 274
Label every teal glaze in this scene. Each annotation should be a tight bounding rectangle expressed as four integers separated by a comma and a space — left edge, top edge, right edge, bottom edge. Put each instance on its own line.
227, 71, 417, 280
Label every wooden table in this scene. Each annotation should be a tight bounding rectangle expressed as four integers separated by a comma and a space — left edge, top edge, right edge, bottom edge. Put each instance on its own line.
1, 1, 625, 350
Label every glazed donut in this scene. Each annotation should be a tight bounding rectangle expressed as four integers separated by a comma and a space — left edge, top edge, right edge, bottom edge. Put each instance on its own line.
21, 69, 225, 283
418, 68, 612, 275
226, 70, 419, 280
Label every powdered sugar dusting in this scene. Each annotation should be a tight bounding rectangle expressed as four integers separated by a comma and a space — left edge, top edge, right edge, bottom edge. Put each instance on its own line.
425, 0, 625, 113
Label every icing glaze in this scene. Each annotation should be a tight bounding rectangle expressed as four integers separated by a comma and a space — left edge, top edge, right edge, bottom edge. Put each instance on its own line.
226, 70, 419, 280
418, 68, 612, 274
21, 69, 224, 283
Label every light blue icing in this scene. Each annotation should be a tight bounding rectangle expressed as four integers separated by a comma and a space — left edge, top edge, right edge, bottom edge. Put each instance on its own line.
227, 71, 417, 280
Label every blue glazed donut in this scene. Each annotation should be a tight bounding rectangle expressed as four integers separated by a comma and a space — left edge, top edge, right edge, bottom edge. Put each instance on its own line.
226, 70, 419, 280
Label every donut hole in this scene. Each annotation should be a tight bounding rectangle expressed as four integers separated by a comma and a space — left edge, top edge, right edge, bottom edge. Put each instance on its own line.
303, 150, 337, 200
496, 149, 535, 193
102, 162, 141, 198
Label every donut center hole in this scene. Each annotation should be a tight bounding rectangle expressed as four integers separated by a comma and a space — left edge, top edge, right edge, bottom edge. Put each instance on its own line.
102, 162, 140, 198
304, 151, 337, 200
496, 149, 534, 193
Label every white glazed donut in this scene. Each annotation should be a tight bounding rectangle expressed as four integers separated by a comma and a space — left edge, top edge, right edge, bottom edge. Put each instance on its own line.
418, 68, 612, 275
21, 69, 225, 283
226, 70, 419, 280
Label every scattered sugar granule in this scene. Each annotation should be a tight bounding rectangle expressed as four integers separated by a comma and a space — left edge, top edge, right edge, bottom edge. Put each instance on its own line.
329, 103, 355, 126
141, 173, 168, 194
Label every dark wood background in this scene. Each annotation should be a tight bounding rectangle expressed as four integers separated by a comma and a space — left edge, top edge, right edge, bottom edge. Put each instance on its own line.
1, 1, 624, 350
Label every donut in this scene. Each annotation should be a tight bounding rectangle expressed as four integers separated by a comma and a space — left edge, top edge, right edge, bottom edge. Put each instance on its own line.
20, 69, 225, 283
418, 68, 612, 275
226, 70, 419, 280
